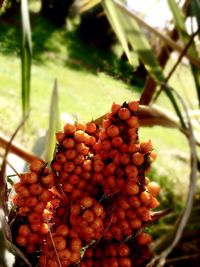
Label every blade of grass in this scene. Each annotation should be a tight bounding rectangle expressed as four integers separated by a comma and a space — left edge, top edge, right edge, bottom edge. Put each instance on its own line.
21, 0, 32, 118
102, 0, 133, 65
45, 79, 61, 165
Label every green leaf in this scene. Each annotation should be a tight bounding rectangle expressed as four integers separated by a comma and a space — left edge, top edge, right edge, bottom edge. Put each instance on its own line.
167, 0, 200, 106
21, 0, 32, 118
118, 11, 164, 84
191, 0, 200, 30
167, 0, 188, 43
102, 0, 133, 65
45, 79, 61, 165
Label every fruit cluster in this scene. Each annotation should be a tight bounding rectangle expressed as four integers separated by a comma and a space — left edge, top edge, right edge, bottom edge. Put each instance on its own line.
12, 100, 160, 267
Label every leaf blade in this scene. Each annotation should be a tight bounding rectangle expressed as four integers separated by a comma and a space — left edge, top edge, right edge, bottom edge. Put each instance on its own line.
45, 79, 61, 164
21, 0, 32, 118
102, 0, 133, 65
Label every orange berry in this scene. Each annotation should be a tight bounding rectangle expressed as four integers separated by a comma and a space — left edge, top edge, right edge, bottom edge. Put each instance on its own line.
71, 188, 82, 200
125, 182, 139, 195
128, 100, 139, 112
24, 196, 38, 207
83, 210, 95, 223
69, 174, 79, 185
56, 152, 67, 164
118, 107, 131, 120
128, 143, 139, 154
65, 149, 77, 160
125, 165, 138, 180
137, 233, 152, 245
40, 223, 49, 235
140, 191, 151, 205
111, 136, 123, 147
26, 172, 38, 184
29, 183, 43, 195
28, 233, 40, 244
111, 102, 121, 114
63, 123, 76, 135
69, 252, 81, 264
101, 140, 111, 151
93, 203, 105, 218
53, 236, 67, 251
17, 185, 30, 198
56, 225, 69, 237
63, 182, 74, 193
56, 131, 65, 143
76, 121, 86, 131
93, 218, 103, 230
126, 116, 139, 127
63, 138, 75, 149
28, 212, 42, 224
18, 206, 30, 216
76, 143, 89, 155
30, 223, 41, 232
51, 161, 62, 172
70, 238, 82, 252
118, 244, 130, 256
63, 162, 75, 173
41, 173, 55, 186
132, 152, 144, 165
74, 130, 86, 142
120, 153, 131, 165
93, 160, 104, 173
102, 119, 112, 129
26, 244, 37, 254
128, 196, 141, 208
129, 218, 142, 229
107, 125, 119, 137
18, 225, 31, 237
39, 189, 53, 202
47, 259, 59, 267
81, 197, 94, 208
12, 195, 24, 207
147, 181, 160, 197
74, 154, 85, 165
58, 248, 71, 261
29, 159, 44, 174
140, 140, 153, 153
86, 122, 97, 134
16, 235, 27, 246
118, 257, 132, 267
149, 196, 160, 209
118, 198, 131, 210
149, 150, 157, 161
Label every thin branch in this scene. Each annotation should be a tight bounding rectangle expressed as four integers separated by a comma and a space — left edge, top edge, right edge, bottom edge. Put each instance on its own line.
113, 0, 200, 69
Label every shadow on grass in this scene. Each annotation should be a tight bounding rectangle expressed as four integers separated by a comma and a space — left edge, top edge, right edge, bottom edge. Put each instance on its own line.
0, 11, 145, 91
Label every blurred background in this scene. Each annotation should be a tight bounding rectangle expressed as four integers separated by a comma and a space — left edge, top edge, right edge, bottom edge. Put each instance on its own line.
0, 0, 200, 266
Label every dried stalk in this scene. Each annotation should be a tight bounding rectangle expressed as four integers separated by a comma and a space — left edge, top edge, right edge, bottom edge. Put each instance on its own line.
0, 134, 43, 163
